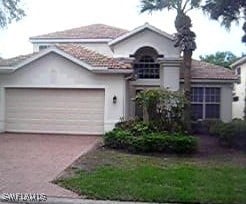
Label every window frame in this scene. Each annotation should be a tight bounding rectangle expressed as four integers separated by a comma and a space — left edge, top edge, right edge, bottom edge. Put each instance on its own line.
191, 87, 221, 120
39, 45, 49, 51
134, 55, 160, 79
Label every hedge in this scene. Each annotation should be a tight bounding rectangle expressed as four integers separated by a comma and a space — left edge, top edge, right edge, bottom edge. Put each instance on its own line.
104, 128, 197, 154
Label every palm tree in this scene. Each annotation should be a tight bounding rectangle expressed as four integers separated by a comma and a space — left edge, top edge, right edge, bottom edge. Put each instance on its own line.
140, 0, 200, 131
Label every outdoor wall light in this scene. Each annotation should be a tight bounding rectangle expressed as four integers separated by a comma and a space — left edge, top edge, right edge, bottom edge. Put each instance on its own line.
113, 95, 117, 104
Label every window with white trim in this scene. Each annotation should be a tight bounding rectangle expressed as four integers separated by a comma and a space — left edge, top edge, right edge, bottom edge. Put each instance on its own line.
39, 45, 49, 51
134, 55, 160, 79
191, 87, 220, 120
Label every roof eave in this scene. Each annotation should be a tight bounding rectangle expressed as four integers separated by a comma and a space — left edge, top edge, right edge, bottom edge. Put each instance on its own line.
92, 69, 133, 74
30, 38, 112, 43
231, 56, 246, 68
0, 66, 15, 73
180, 78, 237, 83
0, 47, 96, 73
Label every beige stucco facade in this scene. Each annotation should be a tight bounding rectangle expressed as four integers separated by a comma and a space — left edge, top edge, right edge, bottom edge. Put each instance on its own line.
0, 23, 236, 135
0, 53, 126, 133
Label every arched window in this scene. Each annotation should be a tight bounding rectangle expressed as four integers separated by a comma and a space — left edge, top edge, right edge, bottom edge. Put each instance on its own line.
133, 47, 160, 79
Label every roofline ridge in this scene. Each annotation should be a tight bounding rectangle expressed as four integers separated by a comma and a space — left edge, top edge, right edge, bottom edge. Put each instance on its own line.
30, 23, 129, 39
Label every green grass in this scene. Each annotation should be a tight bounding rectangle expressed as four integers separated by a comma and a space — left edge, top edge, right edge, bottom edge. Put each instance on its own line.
56, 149, 246, 204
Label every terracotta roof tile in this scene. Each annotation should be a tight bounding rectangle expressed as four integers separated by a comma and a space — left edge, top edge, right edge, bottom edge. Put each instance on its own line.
0, 53, 36, 66
56, 44, 132, 69
0, 44, 132, 69
0, 46, 237, 80
31, 24, 128, 39
180, 60, 237, 80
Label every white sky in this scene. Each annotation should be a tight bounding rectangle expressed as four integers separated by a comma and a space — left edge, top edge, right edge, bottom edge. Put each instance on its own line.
0, 0, 245, 59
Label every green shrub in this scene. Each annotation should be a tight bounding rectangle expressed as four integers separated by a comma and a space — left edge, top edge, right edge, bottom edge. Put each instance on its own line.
116, 120, 155, 136
104, 129, 198, 154
209, 119, 246, 150
104, 128, 132, 149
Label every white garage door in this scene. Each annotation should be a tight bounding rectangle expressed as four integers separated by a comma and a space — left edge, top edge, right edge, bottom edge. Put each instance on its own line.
5, 88, 105, 134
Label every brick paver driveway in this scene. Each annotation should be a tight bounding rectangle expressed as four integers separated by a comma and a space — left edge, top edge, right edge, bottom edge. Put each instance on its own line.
0, 133, 100, 197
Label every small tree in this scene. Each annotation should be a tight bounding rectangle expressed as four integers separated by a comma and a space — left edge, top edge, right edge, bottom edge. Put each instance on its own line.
199, 51, 238, 68
135, 88, 186, 132
135, 90, 159, 123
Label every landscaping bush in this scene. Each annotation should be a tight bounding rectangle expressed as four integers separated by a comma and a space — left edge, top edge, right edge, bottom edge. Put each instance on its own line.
134, 88, 186, 133
104, 128, 132, 149
104, 127, 198, 154
209, 119, 246, 150
192, 119, 222, 135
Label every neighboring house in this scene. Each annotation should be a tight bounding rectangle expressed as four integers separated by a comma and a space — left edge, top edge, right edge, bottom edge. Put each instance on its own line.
231, 56, 246, 119
0, 23, 237, 135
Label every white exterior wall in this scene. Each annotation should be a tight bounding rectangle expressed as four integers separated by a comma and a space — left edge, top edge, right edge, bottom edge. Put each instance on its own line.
0, 52, 126, 133
0, 87, 4, 131
233, 63, 246, 119
160, 62, 180, 91
79, 43, 113, 57
221, 85, 233, 122
111, 29, 180, 58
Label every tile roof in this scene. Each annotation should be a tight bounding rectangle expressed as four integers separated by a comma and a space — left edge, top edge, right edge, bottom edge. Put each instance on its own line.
31, 24, 128, 40
0, 53, 36, 66
56, 44, 132, 69
0, 45, 237, 80
0, 44, 132, 69
180, 60, 237, 80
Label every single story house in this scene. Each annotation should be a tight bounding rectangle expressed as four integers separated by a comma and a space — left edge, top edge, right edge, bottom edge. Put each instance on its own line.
0, 23, 237, 135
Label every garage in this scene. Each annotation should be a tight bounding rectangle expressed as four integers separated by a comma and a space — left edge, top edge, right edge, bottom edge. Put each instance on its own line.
5, 88, 105, 135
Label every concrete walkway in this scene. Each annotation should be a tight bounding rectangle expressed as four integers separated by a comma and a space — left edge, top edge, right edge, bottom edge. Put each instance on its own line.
0, 196, 164, 204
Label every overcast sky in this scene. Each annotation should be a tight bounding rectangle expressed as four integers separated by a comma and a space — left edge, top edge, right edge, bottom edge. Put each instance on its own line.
0, 0, 245, 59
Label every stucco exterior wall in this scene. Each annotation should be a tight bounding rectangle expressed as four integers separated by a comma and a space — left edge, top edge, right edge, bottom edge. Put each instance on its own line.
233, 63, 246, 119
220, 85, 233, 122
112, 29, 180, 58
0, 87, 4, 132
0, 52, 126, 133
160, 66, 180, 91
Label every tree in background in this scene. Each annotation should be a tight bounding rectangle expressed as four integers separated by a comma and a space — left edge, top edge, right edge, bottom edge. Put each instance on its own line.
140, 0, 201, 131
203, 0, 246, 43
200, 51, 238, 68
0, 0, 25, 28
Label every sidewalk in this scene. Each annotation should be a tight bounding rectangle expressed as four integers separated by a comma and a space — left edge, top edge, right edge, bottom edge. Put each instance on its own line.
0, 196, 164, 204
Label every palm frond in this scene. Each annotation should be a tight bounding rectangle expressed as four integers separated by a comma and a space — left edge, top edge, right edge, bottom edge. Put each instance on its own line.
140, 0, 173, 13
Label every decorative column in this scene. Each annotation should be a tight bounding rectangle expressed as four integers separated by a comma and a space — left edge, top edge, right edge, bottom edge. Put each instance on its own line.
159, 59, 182, 91
0, 87, 5, 132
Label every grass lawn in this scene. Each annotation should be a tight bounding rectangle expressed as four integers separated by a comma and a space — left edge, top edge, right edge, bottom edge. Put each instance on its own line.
56, 148, 246, 204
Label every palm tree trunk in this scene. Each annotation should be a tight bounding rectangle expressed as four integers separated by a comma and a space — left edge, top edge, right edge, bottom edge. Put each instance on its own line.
143, 106, 149, 123
183, 50, 192, 132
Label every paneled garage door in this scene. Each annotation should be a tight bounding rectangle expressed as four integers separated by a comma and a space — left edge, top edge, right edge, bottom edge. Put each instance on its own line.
5, 88, 105, 134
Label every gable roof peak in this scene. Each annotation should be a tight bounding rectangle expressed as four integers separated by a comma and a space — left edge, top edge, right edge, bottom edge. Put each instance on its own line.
109, 23, 174, 46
